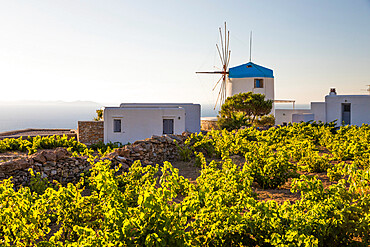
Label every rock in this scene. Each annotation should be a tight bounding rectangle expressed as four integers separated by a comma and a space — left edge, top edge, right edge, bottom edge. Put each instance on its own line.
106, 152, 118, 159
0, 133, 186, 188
54, 148, 71, 160
0, 159, 30, 173
43, 166, 52, 172
132, 146, 144, 152
31, 152, 47, 164
121, 163, 130, 171
116, 156, 128, 162
43, 151, 57, 162
115, 148, 130, 157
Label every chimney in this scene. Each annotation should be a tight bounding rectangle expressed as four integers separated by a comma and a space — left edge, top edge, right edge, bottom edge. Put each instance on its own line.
329, 88, 337, 95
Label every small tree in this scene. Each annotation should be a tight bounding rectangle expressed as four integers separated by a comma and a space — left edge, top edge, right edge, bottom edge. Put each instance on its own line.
93, 109, 103, 121
218, 92, 273, 130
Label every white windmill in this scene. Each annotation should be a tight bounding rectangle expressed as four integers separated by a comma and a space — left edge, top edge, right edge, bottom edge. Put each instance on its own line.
197, 23, 275, 113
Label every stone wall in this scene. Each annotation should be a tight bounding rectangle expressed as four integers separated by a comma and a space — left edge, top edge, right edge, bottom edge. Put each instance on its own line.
201, 119, 219, 131
77, 121, 104, 145
0, 133, 189, 188
108, 133, 189, 165
0, 148, 92, 187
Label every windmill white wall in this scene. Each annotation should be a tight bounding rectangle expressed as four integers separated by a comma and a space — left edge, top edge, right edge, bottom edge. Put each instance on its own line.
227, 77, 274, 100
226, 62, 275, 114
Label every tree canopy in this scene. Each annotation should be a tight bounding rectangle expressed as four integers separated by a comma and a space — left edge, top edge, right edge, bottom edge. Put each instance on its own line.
218, 92, 273, 130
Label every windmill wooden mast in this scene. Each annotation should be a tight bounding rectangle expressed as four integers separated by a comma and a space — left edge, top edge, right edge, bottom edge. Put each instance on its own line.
197, 22, 231, 109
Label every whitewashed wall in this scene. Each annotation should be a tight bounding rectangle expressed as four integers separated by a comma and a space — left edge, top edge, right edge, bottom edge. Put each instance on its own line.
119, 103, 201, 133
292, 113, 314, 123
104, 107, 185, 144
325, 95, 370, 126
310, 102, 326, 122
275, 109, 311, 126
226, 77, 274, 101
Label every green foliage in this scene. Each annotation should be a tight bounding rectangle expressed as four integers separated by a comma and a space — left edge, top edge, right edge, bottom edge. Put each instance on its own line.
0, 135, 87, 155
297, 152, 331, 173
89, 141, 123, 153
28, 168, 55, 195
218, 92, 273, 130
245, 143, 293, 189
93, 109, 103, 121
1, 123, 370, 246
174, 139, 193, 162
217, 111, 251, 131
255, 114, 275, 127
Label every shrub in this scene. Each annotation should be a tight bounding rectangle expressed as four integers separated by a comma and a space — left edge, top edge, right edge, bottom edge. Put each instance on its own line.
244, 143, 293, 189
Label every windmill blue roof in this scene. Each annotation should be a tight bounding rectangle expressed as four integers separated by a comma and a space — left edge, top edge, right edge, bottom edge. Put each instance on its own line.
229, 62, 274, 78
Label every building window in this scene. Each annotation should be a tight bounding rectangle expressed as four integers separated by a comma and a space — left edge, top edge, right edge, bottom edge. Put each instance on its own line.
113, 119, 121, 133
254, 79, 264, 88
163, 119, 174, 134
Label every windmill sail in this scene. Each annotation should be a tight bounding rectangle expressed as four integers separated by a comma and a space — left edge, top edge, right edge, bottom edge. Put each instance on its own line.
197, 22, 231, 109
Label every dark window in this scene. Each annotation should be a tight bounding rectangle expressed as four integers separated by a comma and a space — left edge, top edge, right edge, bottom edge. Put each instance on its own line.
163, 119, 174, 134
113, 119, 121, 133
247, 65, 252, 68
254, 79, 264, 88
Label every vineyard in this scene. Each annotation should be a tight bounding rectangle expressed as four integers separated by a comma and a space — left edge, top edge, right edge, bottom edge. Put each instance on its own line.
1, 123, 370, 246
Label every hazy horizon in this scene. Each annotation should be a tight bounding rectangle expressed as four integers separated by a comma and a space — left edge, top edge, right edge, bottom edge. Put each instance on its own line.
0, 1, 369, 105
0, 101, 311, 132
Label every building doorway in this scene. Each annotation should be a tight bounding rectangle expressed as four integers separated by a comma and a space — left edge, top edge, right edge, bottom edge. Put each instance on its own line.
163, 119, 174, 134
341, 103, 351, 125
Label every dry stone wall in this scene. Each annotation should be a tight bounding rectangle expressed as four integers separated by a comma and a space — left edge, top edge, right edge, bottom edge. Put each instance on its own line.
108, 133, 189, 166
0, 133, 189, 188
77, 121, 104, 145
201, 119, 219, 131
0, 148, 91, 188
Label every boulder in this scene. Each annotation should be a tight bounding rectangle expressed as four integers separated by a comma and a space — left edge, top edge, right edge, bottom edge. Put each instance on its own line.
54, 148, 71, 160
31, 151, 47, 164
43, 151, 57, 162
0, 158, 30, 173
115, 148, 131, 157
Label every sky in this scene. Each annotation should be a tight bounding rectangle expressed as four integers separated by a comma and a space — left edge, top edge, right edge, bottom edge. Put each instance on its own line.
0, 0, 369, 107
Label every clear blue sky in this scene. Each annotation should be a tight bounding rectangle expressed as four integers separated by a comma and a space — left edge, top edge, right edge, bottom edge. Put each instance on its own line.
0, 0, 369, 106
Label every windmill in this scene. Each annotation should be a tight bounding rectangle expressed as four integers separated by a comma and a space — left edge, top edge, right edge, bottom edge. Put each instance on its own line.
196, 22, 231, 109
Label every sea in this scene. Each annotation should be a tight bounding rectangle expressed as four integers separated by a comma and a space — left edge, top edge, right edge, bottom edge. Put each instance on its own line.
0, 101, 310, 133
0, 101, 103, 132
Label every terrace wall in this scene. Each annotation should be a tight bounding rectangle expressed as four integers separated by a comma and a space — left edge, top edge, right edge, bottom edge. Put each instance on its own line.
77, 121, 104, 145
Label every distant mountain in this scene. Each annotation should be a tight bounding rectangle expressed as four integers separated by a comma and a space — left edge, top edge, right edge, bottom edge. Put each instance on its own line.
0, 100, 103, 107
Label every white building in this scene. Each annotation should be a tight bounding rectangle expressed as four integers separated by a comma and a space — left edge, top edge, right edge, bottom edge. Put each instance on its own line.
222, 62, 370, 127
103, 103, 200, 144
325, 92, 370, 126
275, 89, 370, 126
226, 62, 275, 113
